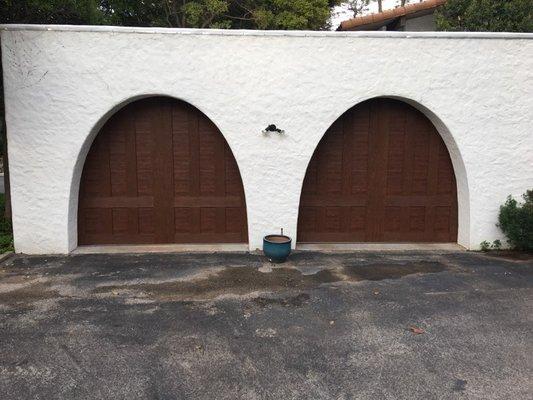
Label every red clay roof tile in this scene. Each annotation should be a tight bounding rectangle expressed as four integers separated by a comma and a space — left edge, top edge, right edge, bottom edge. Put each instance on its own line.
339, 0, 447, 31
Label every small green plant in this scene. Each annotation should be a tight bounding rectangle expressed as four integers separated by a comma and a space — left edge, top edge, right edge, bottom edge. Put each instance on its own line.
0, 193, 13, 253
480, 240, 491, 252
491, 239, 502, 251
497, 190, 533, 252
479, 239, 503, 252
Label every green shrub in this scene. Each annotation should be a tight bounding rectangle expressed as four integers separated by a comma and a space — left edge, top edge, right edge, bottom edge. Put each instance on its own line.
479, 239, 503, 252
0, 193, 13, 253
498, 190, 533, 251
480, 240, 491, 252
491, 239, 502, 251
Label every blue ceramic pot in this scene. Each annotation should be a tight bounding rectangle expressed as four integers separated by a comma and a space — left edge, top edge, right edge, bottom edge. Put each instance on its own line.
263, 235, 292, 263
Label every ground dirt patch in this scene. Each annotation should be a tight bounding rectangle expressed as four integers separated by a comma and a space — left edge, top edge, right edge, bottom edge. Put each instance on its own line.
93, 262, 448, 301
0, 282, 59, 307
341, 262, 446, 281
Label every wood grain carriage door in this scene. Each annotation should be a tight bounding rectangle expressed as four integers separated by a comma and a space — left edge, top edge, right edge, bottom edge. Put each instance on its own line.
171, 101, 248, 243
297, 98, 457, 243
78, 97, 247, 245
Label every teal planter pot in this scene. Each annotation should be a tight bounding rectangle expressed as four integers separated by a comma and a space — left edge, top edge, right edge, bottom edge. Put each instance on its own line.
263, 234, 292, 263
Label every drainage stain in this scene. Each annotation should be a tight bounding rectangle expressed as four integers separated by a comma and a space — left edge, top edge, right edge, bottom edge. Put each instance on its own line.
342, 262, 447, 281
94, 262, 447, 301
94, 267, 338, 301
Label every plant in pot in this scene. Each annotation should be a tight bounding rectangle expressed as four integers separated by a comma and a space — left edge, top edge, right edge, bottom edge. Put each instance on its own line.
263, 228, 292, 263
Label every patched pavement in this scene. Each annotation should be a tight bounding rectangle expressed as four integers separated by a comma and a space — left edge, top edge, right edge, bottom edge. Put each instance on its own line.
0, 251, 532, 399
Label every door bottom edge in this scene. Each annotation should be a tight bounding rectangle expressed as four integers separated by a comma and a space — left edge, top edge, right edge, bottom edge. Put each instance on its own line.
296, 243, 464, 252
74, 243, 250, 255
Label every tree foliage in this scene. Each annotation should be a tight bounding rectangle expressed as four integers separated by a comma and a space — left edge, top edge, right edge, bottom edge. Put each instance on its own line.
0, 1, 340, 30
436, 0, 533, 32
0, 0, 105, 24
345, 0, 371, 18
99, 0, 340, 30
233, 0, 340, 30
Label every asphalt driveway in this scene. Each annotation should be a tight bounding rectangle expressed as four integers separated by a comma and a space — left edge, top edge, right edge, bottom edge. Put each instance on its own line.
0, 251, 532, 400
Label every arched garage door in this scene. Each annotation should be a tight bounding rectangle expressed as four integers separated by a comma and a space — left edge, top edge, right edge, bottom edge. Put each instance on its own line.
298, 98, 457, 243
78, 97, 248, 245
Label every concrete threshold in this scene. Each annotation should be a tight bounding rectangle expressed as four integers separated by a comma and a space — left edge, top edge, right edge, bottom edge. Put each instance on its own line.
74, 242, 464, 255
74, 243, 249, 255
297, 243, 464, 252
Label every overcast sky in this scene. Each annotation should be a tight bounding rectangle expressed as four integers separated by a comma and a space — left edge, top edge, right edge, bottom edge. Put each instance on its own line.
330, 0, 412, 30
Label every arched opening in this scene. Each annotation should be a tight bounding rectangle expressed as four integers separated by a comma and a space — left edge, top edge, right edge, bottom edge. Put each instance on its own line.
78, 96, 248, 245
298, 98, 458, 243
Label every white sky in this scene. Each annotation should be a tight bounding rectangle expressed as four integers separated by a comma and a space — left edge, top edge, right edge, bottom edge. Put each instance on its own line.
330, 0, 414, 30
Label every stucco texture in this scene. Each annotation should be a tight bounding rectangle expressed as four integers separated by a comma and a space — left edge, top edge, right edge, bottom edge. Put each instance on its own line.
1, 26, 532, 254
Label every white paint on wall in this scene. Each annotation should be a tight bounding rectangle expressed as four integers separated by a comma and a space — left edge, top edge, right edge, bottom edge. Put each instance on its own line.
1, 25, 532, 254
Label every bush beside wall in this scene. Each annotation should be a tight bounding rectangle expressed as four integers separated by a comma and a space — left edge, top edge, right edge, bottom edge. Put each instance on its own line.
498, 190, 533, 252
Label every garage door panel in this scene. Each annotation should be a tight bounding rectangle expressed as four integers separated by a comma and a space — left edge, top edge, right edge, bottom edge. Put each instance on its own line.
299, 231, 368, 243
80, 208, 112, 236
408, 206, 426, 232
135, 129, 154, 196
83, 137, 111, 196
174, 208, 193, 233
351, 120, 369, 190
302, 157, 319, 195
434, 206, 453, 233
383, 207, 402, 233
225, 148, 242, 196
299, 207, 318, 233
108, 127, 128, 196
138, 208, 155, 234
79, 97, 248, 245
437, 151, 455, 194
226, 208, 245, 233
349, 207, 367, 231
173, 232, 243, 243
172, 107, 192, 195
111, 208, 131, 234
199, 123, 218, 195
298, 98, 457, 243
200, 208, 217, 233
81, 233, 156, 245
324, 207, 343, 232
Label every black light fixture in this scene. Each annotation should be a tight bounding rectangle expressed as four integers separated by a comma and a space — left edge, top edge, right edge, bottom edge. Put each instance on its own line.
262, 124, 285, 135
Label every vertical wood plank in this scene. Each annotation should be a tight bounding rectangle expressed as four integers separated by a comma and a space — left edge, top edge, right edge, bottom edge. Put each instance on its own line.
366, 99, 389, 241
152, 99, 174, 243
341, 111, 353, 233
126, 106, 139, 236
188, 106, 201, 235
215, 137, 227, 234
424, 123, 441, 239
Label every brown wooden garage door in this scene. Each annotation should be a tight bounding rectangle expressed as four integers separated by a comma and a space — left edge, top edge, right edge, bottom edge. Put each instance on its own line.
78, 97, 248, 245
298, 98, 457, 243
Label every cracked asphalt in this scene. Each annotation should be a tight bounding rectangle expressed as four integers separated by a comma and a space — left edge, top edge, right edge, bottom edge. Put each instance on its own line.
0, 251, 532, 399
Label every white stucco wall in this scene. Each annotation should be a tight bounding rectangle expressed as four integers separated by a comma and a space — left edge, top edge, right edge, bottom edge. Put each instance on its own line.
1, 25, 532, 254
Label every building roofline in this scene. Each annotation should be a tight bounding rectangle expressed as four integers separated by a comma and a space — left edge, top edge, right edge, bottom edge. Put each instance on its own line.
1, 24, 532, 40
339, 0, 447, 31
